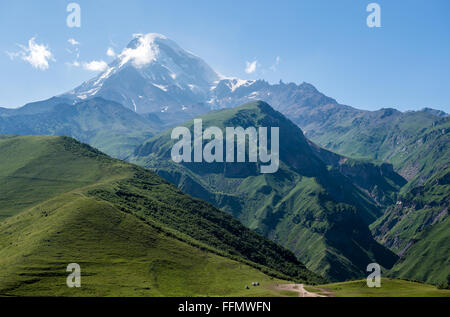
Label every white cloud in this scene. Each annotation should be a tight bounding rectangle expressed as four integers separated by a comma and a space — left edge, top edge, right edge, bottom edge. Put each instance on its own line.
68, 38, 80, 46
245, 60, 258, 74
270, 56, 280, 71
7, 37, 55, 70
82, 60, 108, 72
118, 33, 162, 67
106, 47, 116, 57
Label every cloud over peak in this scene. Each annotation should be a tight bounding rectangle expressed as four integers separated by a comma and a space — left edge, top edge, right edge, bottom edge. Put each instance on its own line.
118, 33, 163, 67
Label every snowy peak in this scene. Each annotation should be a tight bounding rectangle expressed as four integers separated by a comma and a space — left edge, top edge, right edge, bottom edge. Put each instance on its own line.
215, 77, 256, 92
63, 33, 331, 119
118, 33, 164, 68
117, 33, 219, 85
64, 33, 221, 114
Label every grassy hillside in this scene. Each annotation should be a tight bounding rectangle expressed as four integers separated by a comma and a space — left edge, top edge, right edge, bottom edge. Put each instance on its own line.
0, 97, 159, 158
0, 134, 125, 220
0, 192, 289, 296
129, 101, 399, 282
0, 135, 323, 296
371, 168, 449, 285
305, 278, 450, 297
388, 217, 449, 286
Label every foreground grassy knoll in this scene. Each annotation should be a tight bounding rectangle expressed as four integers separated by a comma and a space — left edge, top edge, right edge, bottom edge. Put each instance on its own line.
0, 135, 321, 296
304, 278, 450, 297
0, 192, 289, 296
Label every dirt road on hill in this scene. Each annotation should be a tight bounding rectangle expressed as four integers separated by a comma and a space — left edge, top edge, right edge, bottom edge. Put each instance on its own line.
274, 283, 326, 297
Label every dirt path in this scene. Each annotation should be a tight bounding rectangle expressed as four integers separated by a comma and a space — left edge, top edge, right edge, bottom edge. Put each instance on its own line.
274, 283, 326, 297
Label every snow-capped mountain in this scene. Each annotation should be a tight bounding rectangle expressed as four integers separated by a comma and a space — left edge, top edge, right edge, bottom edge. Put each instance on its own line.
63, 33, 259, 116
59, 32, 448, 131
61, 32, 348, 130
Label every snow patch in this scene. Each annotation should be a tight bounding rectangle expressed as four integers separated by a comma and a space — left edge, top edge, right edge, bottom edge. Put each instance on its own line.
93, 67, 114, 86
153, 83, 168, 92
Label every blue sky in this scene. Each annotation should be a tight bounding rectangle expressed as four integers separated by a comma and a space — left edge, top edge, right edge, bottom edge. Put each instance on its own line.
0, 0, 449, 112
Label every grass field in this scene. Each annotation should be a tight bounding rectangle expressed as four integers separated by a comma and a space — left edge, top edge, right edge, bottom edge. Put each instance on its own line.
0, 192, 292, 296
304, 278, 450, 297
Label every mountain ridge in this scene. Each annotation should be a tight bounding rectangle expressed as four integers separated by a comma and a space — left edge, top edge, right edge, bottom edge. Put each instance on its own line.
129, 101, 400, 281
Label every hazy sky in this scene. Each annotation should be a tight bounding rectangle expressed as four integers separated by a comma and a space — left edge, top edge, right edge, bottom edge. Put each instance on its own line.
0, 0, 449, 112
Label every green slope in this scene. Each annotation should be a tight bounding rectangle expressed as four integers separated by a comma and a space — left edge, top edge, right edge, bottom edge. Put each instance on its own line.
0, 134, 124, 221
388, 217, 449, 286
0, 135, 323, 296
306, 278, 450, 297
0, 192, 289, 296
371, 168, 449, 285
0, 97, 160, 159
129, 101, 399, 282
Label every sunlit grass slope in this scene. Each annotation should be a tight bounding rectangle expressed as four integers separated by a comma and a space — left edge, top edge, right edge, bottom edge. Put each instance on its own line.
306, 278, 450, 297
0, 192, 288, 296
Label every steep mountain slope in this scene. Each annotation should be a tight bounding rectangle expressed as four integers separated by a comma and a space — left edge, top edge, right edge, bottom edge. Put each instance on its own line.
0, 135, 323, 295
371, 167, 449, 285
388, 217, 449, 286
0, 97, 159, 158
308, 142, 406, 207
129, 101, 399, 281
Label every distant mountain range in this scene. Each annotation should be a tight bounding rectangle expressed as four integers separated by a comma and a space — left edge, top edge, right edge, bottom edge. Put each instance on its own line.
0, 33, 448, 286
